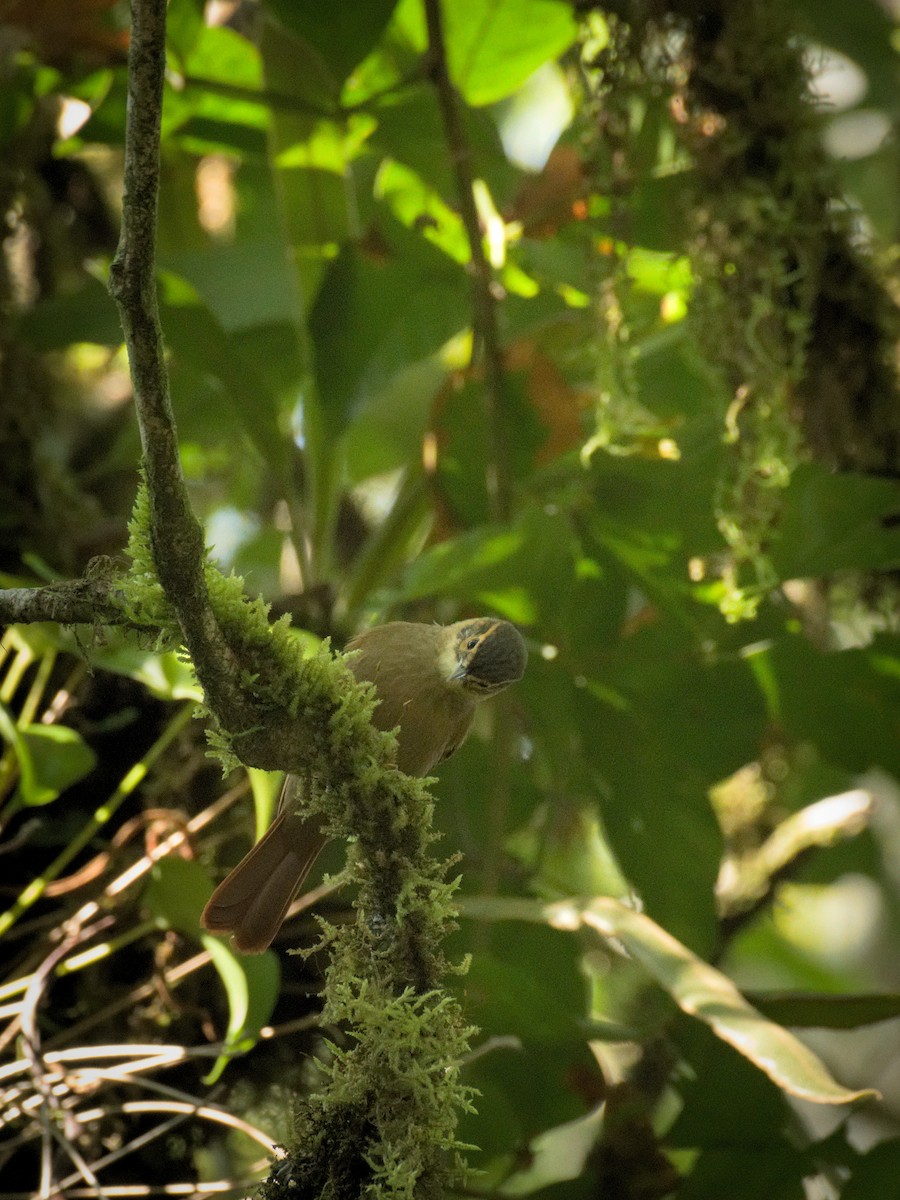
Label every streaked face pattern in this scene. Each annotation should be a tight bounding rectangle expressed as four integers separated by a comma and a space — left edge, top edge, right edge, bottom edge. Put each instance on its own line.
452, 620, 527, 697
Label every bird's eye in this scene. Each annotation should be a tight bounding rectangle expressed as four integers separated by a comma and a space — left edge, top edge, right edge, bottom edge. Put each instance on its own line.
466, 638, 479, 650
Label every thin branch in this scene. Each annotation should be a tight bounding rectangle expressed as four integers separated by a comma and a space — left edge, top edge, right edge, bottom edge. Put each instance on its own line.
0, 581, 150, 630
107, 0, 249, 733
423, 0, 511, 522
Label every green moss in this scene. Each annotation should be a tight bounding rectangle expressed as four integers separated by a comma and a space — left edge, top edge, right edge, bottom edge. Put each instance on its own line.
585, 1, 896, 620
119, 477, 477, 1198
117, 479, 180, 642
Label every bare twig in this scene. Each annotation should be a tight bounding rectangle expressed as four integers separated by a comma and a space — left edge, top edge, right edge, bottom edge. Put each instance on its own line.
423, 0, 511, 521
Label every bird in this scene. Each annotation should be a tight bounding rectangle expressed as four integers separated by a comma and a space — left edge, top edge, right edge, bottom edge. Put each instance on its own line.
200, 618, 527, 953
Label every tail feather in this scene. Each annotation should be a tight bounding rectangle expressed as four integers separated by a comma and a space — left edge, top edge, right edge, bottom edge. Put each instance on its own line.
201, 810, 328, 953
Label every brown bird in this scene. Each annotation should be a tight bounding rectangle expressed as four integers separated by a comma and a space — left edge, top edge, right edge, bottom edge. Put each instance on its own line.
201, 618, 527, 953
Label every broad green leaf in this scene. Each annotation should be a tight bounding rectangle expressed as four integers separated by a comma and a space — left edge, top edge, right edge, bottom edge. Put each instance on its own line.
93, 645, 203, 702
261, 19, 361, 252
401, 524, 527, 601
677, 1147, 808, 1200
506, 801, 632, 902
498, 1104, 605, 1195
202, 936, 281, 1083
156, 272, 294, 474
581, 898, 877, 1105
171, 116, 269, 158
772, 634, 900, 777
263, 0, 399, 89
448, 902, 601, 1164
442, 0, 578, 107
464, 897, 876, 1104
772, 462, 900, 577
669, 1013, 791, 1147
166, 0, 206, 64
397, 506, 572, 621
144, 857, 281, 1079
16, 726, 97, 805
430, 369, 547, 527
145, 857, 212, 935
463, 955, 580, 1046
309, 215, 469, 437
370, 86, 516, 203
0, 705, 97, 807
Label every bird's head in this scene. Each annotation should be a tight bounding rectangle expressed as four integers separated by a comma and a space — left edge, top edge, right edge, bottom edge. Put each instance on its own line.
441, 619, 527, 699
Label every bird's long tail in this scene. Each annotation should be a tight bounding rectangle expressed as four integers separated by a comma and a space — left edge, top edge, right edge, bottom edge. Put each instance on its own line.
201, 810, 328, 954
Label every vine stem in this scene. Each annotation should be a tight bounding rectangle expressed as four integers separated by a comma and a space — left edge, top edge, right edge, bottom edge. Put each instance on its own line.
423, 0, 512, 523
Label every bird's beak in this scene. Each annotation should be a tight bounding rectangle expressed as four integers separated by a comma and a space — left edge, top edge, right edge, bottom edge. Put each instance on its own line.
448, 663, 467, 682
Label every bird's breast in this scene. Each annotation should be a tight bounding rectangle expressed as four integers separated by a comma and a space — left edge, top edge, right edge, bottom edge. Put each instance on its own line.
348, 624, 475, 777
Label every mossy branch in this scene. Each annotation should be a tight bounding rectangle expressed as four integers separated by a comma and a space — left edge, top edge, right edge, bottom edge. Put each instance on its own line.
96, 1, 476, 1196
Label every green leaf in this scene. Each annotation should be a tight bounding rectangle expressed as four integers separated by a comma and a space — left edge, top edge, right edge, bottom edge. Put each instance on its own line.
370, 86, 515, 202
401, 524, 527, 601
464, 897, 877, 1105
677, 1147, 808, 1200
0, 703, 97, 807
263, 0, 400, 89
442, 0, 578, 107
772, 634, 900, 777
157, 273, 295, 473
581, 898, 876, 1105
498, 1104, 605, 1195
144, 859, 281, 1080
202, 936, 281, 1083
144, 857, 212, 935
16, 726, 97, 805
464, 955, 580, 1046
166, 0, 206, 64
0, 700, 97, 806
772, 462, 900, 577
93, 646, 202, 701
309, 215, 469, 438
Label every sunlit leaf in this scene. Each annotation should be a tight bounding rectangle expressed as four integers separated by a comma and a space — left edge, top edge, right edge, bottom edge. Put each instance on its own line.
463, 897, 876, 1105
0, 708, 97, 806
442, 0, 578, 106
202, 936, 281, 1083
94, 645, 202, 701
581, 899, 877, 1105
